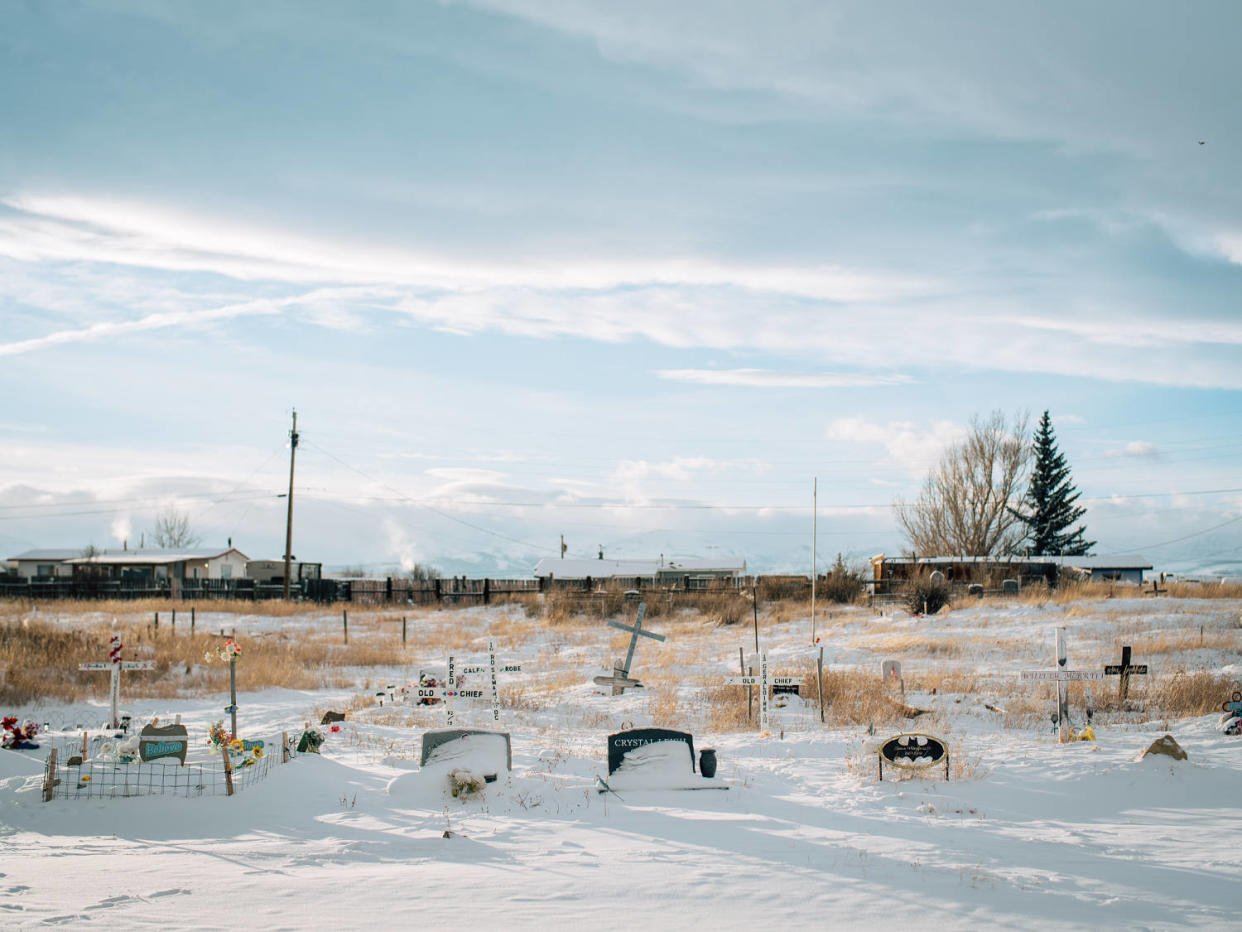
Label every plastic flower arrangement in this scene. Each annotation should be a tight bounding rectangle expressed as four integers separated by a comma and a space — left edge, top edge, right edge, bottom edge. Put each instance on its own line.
208, 719, 234, 748
1, 717, 40, 750
205, 637, 242, 663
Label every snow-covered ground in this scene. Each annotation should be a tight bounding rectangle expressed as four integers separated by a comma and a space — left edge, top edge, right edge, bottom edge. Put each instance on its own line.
3, 597, 1241, 928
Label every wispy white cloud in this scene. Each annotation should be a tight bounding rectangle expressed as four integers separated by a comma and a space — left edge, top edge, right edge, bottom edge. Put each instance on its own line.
827, 417, 967, 476
655, 368, 912, 388
1107, 441, 1161, 460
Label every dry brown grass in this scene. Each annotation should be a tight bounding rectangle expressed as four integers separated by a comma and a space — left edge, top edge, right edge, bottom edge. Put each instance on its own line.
0, 597, 320, 619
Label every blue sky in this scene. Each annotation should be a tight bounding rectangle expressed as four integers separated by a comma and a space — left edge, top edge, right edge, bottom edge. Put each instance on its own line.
2, 1, 1240, 575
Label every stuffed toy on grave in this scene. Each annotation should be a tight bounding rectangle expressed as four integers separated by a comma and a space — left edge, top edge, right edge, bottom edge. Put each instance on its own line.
602, 727, 726, 793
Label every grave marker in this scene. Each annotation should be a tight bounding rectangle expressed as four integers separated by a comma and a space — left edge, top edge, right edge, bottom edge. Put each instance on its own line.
460, 640, 523, 724
138, 723, 189, 765
607, 727, 696, 776
724, 652, 800, 734
878, 733, 949, 781
593, 602, 666, 694
78, 634, 155, 728
420, 728, 512, 774
1019, 627, 1106, 741
1103, 645, 1148, 700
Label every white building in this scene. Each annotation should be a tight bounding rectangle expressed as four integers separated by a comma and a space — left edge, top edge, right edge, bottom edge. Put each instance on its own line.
8, 549, 81, 579
66, 547, 250, 582
533, 556, 746, 586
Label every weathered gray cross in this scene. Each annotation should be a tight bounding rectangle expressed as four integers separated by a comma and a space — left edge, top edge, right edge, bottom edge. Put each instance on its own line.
594, 602, 666, 694
1019, 627, 1107, 742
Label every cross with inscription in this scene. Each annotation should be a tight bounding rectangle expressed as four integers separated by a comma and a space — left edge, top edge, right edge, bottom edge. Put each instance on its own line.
460, 639, 524, 724
593, 602, 666, 695
724, 652, 799, 734
1103, 645, 1148, 701
1020, 627, 1107, 742
78, 634, 155, 729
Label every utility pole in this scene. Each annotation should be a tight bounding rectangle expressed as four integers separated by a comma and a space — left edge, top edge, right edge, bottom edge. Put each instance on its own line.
811, 476, 817, 645
282, 409, 299, 599
560, 534, 566, 558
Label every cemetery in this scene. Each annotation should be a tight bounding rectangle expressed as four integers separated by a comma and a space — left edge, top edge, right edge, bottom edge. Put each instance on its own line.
1, 590, 1241, 926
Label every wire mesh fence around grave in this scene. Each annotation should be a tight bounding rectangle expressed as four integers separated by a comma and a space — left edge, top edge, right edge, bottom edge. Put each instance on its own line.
44, 733, 298, 801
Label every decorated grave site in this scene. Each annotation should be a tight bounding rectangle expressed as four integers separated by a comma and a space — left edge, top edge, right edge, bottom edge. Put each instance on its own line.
2, 590, 1241, 928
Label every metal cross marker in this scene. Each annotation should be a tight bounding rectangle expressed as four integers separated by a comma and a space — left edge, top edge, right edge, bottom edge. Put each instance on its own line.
1103, 645, 1148, 700
78, 634, 155, 729
594, 602, 666, 694
1019, 627, 1106, 742
725, 652, 800, 734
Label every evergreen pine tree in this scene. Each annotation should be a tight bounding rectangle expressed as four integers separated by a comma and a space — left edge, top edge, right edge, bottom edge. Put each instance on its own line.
1013, 411, 1094, 555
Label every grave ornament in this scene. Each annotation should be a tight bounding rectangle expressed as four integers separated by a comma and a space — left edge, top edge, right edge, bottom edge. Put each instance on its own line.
1220, 691, 1242, 735
138, 722, 188, 765
878, 733, 949, 781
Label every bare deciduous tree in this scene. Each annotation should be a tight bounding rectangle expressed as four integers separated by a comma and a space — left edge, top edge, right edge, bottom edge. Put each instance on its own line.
895, 410, 1031, 556
149, 507, 201, 549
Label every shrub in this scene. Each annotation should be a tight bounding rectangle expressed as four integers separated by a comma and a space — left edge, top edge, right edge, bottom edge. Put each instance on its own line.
903, 575, 951, 615
820, 553, 865, 604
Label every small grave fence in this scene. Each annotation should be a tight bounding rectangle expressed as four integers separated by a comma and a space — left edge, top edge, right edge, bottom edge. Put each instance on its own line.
43, 733, 297, 801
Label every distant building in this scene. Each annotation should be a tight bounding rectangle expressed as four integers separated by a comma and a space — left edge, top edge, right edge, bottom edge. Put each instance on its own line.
532, 556, 746, 588
66, 547, 250, 583
871, 553, 1153, 591
246, 559, 322, 583
8, 549, 82, 579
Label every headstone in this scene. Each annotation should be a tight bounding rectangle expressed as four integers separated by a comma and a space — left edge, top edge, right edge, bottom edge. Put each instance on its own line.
878, 733, 949, 781
607, 727, 695, 776
967, 583, 983, 597
1141, 734, 1187, 761
1002, 579, 1019, 595
320, 711, 346, 724
139, 723, 189, 765
420, 728, 512, 773
929, 570, 946, 585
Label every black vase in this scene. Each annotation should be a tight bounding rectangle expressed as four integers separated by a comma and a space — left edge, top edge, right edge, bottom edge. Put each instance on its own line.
699, 748, 717, 779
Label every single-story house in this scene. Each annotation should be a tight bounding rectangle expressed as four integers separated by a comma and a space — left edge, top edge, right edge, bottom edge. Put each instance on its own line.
871, 554, 1153, 591
245, 559, 322, 583
533, 556, 747, 588
8, 549, 82, 579
66, 547, 250, 582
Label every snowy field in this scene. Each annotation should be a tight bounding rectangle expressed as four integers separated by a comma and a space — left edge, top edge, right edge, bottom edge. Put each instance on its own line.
3, 596, 1242, 929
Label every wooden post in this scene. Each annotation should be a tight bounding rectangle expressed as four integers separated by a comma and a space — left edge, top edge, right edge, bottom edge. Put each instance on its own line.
740, 647, 750, 723
752, 582, 760, 653
191, 606, 195, 635
484, 577, 491, 605
402, 616, 407, 646
229, 656, 238, 738
43, 748, 57, 802
81, 732, 88, 761
343, 609, 348, 645
817, 646, 825, 724
154, 611, 159, 633
171, 608, 176, 632
1055, 627, 1069, 742
221, 746, 234, 796
281, 731, 289, 764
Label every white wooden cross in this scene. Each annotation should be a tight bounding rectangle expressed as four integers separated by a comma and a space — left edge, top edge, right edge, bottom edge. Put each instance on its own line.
415, 654, 491, 726
725, 652, 799, 734
78, 634, 155, 729
1019, 627, 1106, 741
460, 639, 523, 724
594, 602, 666, 694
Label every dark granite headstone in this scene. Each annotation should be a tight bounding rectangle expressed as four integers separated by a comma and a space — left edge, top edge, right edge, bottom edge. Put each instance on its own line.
420, 728, 512, 771
320, 711, 346, 724
138, 723, 188, 764
608, 728, 695, 776
1002, 579, 1020, 595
